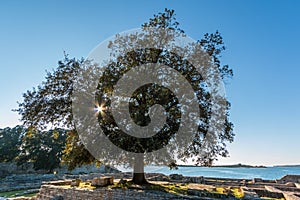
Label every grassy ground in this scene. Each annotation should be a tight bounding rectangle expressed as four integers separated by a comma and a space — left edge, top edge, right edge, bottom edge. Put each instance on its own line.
113, 181, 189, 195
0, 189, 37, 198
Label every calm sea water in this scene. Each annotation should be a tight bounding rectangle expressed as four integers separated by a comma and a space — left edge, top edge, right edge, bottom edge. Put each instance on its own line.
120, 166, 300, 180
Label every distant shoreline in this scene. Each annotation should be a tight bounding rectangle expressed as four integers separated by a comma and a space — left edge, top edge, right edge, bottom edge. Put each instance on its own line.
273, 164, 300, 168
178, 163, 300, 168
178, 163, 267, 168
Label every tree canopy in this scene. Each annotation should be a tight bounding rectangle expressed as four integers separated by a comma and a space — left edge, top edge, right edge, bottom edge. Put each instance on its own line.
17, 127, 66, 172
0, 125, 25, 162
0, 125, 66, 172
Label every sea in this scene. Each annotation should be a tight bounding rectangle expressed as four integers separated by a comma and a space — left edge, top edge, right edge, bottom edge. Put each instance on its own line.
119, 165, 300, 180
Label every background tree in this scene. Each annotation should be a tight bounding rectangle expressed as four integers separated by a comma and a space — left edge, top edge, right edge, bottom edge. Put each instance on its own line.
16, 8, 234, 184
17, 127, 66, 172
15, 56, 96, 169
0, 125, 25, 162
0, 124, 67, 172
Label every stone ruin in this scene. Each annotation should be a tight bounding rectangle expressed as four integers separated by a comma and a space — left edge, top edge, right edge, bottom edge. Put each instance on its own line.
2, 170, 300, 200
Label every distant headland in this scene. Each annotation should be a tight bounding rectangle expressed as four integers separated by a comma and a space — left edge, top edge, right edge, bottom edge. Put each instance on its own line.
179, 163, 267, 168
179, 163, 300, 168
274, 164, 300, 168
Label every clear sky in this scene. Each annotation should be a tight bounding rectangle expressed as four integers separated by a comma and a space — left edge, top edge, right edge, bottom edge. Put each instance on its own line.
0, 0, 299, 166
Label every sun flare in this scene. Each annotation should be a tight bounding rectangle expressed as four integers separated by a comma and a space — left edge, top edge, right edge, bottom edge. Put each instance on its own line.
94, 103, 105, 114
96, 105, 104, 112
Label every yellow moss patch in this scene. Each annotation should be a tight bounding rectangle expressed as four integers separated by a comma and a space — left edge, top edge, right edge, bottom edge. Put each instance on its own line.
231, 187, 244, 198
78, 182, 96, 189
209, 186, 245, 198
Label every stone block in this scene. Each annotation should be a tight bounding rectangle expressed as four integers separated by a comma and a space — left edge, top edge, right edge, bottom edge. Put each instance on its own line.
169, 173, 184, 180
70, 179, 81, 187
252, 178, 263, 183
286, 182, 296, 187
91, 176, 113, 187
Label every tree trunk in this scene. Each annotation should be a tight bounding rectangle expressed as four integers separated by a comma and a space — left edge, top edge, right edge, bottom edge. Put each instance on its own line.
132, 153, 147, 184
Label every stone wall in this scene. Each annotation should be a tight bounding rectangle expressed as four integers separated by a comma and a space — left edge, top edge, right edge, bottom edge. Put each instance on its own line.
279, 175, 300, 184
0, 163, 35, 177
0, 164, 119, 193
36, 185, 201, 200
0, 174, 58, 193
0, 162, 120, 178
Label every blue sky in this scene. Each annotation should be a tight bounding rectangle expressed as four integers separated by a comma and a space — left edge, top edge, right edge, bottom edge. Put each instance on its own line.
0, 0, 299, 166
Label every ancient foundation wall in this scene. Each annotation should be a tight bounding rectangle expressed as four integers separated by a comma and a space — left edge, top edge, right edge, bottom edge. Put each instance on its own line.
36, 185, 197, 200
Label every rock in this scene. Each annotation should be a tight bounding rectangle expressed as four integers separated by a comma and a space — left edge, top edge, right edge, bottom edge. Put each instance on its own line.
147, 174, 169, 182
242, 187, 260, 199
240, 179, 247, 186
185, 176, 204, 183
286, 182, 296, 187
169, 174, 184, 180
91, 176, 113, 187
253, 178, 263, 183
279, 175, 300, 184
70, 179, 81, 187
118, 178, 127, 184
223, 188, 231, 194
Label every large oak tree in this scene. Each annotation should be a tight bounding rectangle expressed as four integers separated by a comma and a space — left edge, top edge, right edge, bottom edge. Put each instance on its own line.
16, 9, 234, 184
